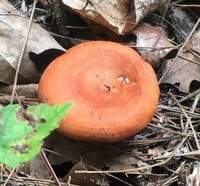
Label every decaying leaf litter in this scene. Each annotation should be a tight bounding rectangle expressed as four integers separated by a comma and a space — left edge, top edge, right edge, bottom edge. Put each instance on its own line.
0, 0, 200, 185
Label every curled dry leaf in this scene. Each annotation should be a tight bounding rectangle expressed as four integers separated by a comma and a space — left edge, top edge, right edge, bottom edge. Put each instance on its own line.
62, 0, 168, 35
0, 0, 64, 85
132, 23, 176, 67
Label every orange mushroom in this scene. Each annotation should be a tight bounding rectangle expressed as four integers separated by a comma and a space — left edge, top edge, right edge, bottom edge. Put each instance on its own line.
38, 41, 160, 142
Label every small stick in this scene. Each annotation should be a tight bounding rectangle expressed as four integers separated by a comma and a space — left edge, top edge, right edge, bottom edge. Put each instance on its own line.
40, 149, 61, 186
10, 0, 37, 104
3, 168, 15, 186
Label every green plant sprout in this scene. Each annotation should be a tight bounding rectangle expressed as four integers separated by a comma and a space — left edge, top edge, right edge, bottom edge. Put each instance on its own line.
0, 103, 73, 168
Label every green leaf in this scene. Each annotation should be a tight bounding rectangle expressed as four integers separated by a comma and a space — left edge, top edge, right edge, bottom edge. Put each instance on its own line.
0, 103, 73, 168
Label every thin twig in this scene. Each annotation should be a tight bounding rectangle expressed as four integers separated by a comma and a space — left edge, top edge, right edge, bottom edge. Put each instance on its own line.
42, 148, 133, 186
148, 123, 191, 137
158, 105, 200, 118
170, 93, 200, 150
40, 149, 61, 186
10, 0, 37, 104
172, 3, 200, 8
170, 88, 200, 106
3, 168, 15, 186
75, 137, 187, 174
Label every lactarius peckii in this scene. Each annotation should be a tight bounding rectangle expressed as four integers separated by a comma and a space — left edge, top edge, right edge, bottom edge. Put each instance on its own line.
38, 41, 160, 142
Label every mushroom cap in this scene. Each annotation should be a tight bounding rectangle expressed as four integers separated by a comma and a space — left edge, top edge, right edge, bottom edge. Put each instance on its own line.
38, 41, 160, 142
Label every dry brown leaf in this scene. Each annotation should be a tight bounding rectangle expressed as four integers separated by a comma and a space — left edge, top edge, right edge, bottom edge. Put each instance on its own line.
161, 29, 200, 92
186, 30, 200, 53
30, 155, 51, 179
170, 8, 196, 43
132, 23, 176, 67
148, 146, 165, 157
0, 84, 38, 98
162, 52, 200, 93
186, 161, 200, 186
62, 0, 168, 35
104, 153, 149, 173
44, 131, 73, 165
0, 84, 38, 103
62, 162, 108, 186
45, 131, 116, 169
45, 132, 147, 172
18, 155, 51, 180
0, 0, 65, 85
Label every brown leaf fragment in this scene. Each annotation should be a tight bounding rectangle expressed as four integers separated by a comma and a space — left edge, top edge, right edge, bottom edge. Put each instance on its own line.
178, 162, 192, 186
148, 146, 165, 157
0, 0, 65, 85
19, 155, 51, 180
45, 131, 118, 169
105, 153, 149, 173
62, 0, 168, 35
186, 161, 200, 186
162, 52, 200, 93
0, 84, 38, 98
62, 162, 108, 186
170, 8, 196, 43
186, 30, 200, 54
0, 84, 38, 104
132, 23, 176, 67
44, 131, 73, 165
30, 155, 51, 179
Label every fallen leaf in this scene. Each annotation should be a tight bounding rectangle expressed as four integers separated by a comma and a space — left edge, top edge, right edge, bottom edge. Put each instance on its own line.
187, 30, 200, 53
170, 8, 196, 43
44, 131, 149, 173
30, 155, 51, 179
18, 155, 51, 181
44, 131, 115, 168
161, 25, 200, 93
162, 52, 200, 93
0, 103, 72, 168
0, 0, 65, 85
148, 146, 166, 160
132, 23, 176, 67
0, 84, 38, 104
104, 153, 149, 173
62, 0, 168, 35
186, 161, 200, 186
178, 162, 192, 186
62, 162, 108, 186
44, 131, 74, 165
0, 84, 38, 98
